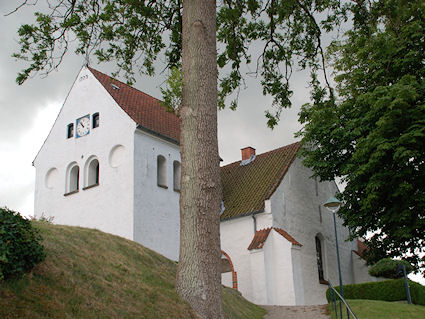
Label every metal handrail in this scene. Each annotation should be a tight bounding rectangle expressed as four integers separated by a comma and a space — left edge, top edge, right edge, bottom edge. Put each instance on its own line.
328, 281, 358, 319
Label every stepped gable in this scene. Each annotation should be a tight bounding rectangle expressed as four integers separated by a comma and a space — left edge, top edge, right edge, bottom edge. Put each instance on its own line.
88, 67, 180, 143
220, 142, 301, 220
248, 227, 302, 250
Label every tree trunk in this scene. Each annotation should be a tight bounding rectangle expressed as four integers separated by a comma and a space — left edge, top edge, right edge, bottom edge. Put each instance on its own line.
177, 0, 223, 318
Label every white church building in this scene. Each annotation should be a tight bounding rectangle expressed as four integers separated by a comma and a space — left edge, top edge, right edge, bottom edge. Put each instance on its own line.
33, 66, 378, 306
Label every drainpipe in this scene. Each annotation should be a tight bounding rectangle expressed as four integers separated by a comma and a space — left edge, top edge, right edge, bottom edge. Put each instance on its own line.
252, 214, 257, 234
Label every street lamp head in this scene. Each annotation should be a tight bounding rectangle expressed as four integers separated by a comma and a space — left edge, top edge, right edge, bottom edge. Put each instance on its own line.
324, 196, 342, 213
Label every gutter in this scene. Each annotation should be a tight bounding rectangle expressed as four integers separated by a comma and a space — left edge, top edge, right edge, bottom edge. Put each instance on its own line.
136, 124, 180, 145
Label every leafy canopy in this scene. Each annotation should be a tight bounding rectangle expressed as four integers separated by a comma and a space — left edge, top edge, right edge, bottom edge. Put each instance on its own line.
12, 0, 349, 127
368, 258, 413, 279
297, 0, 425, 270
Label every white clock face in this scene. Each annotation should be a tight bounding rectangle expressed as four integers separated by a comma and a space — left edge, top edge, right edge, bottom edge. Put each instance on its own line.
76, 116, 90, 137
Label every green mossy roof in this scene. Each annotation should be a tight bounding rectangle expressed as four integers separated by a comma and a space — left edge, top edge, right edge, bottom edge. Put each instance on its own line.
220, 142, 301, 220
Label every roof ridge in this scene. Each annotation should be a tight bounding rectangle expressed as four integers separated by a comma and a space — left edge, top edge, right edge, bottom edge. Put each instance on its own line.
87, 66, 162, 103
221, 141, 301, 169
273, 227, 302, 246
256, 141, 300, 158
247, 227, 272, 250
247, 226, 302, 250
86, 66, 180, 143
220, 142, 302, 219
264, 142, 301, 200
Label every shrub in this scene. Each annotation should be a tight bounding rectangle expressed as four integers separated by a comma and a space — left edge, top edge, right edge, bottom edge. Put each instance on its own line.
369, 258, 414, 279
410, 280, 425, 306
326, 279, 425, 306
0, 207, 46, 280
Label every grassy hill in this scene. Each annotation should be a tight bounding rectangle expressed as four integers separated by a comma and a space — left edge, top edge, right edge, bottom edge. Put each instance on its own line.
0, 221, 266, 319
330, 299, 425, 319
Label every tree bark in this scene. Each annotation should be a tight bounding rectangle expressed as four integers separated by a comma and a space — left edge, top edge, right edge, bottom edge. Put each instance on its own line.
177, 0, 223, 318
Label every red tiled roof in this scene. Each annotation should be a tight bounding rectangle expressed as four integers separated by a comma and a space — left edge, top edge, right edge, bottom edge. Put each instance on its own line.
353, 239, 369, 259
220, 142, 301, 219
247, 228, 272, 250
88, 67, 180, 143
247, 227, 302, 250
274, 228, 302, 246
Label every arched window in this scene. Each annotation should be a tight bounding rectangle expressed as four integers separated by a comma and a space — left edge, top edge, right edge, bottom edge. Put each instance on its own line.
66, 163, 79, 194
157, 155, 167, 188
88, 158, 99, 186
315, 235, 327, 283
173, 160, 181, 191
83, 157, 100, 189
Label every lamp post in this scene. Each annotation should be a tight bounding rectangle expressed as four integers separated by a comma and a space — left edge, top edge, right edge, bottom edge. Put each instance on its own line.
324, 196, 345, 315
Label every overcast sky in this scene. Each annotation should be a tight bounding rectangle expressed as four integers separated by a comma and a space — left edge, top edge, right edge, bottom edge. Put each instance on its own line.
1, 2, 423, 285
0, 2, 306, 217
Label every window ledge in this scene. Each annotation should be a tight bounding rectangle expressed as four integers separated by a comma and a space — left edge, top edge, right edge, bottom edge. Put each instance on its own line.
83, 183, 99, 191
158, 184, 168, 189
64, 190, 79, 196
319, 279, 329, 285
173, 188, 180, 193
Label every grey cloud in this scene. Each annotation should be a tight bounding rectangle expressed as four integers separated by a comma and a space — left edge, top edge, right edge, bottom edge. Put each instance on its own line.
0, 1, 317, 215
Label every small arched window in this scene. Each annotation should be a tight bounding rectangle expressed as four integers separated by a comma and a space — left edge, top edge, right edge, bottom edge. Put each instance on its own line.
157, 155, 167, 188
66, 163, 80, 194
88, 159, 99, 186
315, 235, 327, 283
173, 161, 181, 191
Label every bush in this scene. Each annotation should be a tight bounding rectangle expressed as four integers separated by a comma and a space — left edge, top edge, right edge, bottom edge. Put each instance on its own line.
326, 279, 425, 306
0, 207, 46, 280
410, 280, 425, 306
369, 258, 414, 279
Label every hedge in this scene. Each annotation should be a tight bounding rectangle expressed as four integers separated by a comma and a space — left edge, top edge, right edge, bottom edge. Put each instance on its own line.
369, 258, 413, 279
0, 207, 46, 280
326, 278, 425, 306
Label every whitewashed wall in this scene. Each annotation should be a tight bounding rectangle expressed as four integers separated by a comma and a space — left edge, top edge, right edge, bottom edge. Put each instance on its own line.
266, 231, 297, 305
133, 130, 181, 261
270, 157, 357, 305
249, 248, 267, 304
221, 211, 303, 306
352, 252, 384, 284
221, 215, 257, 301
291, 245, 305, 305
34, 67, 136, 240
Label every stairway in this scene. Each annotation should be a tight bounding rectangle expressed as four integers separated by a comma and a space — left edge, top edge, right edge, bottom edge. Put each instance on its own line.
262, 305, 330, 319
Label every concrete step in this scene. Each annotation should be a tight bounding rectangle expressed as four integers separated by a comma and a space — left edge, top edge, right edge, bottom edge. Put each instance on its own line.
262, 305, 330, 319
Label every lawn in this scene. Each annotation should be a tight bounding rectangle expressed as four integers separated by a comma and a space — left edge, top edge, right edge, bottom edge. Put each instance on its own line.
329, 299, 425, 319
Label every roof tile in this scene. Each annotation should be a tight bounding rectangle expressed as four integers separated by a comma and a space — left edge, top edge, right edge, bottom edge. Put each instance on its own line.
274, 227, 302, 246
247, 228, 272, 250
221, 142, 301, 220
247, 227, 302, 250
88, 67, 180, 143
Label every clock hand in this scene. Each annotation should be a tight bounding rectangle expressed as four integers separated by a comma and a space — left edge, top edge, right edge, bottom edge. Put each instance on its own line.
81, 123, 85, 128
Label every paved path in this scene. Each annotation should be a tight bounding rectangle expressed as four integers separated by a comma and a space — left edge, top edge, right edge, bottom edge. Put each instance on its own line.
262, 305, 330, 319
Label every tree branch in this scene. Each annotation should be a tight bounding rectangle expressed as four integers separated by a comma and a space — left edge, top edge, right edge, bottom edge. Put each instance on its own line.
294, 0, 334, 98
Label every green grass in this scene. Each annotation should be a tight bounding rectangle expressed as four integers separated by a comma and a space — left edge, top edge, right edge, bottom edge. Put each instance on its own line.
0, 221, 266, 319
329, 299, 425, 319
